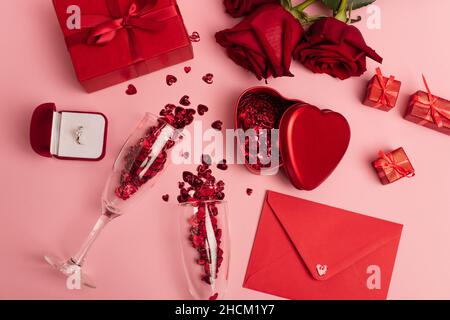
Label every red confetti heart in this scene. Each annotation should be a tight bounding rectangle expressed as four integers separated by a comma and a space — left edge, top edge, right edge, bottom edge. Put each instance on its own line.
202, 73, 214, 84
209, 293, 219, 300
197, 104, 209, 116
189, 31, 200, 42
179, 95, 191, 106
217, 160, 228, 171
162, 194, 169, 202
184, 66, 191, 73
211, 120, 223, 131
126, 84, 137, 95
166, 75, 177, 86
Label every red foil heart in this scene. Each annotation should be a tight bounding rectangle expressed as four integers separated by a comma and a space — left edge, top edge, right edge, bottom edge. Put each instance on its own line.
235, 87, 350, 190
126, 84, 137, 95
279, 104, 350, 190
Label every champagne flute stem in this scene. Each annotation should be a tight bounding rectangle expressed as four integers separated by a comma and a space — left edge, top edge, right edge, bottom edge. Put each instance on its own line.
71, 214, 111, 266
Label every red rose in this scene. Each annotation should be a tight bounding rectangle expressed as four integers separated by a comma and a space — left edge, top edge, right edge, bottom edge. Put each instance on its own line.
215, 4, 304, 80
223, 0, 279, 17
294, 18, 383, 80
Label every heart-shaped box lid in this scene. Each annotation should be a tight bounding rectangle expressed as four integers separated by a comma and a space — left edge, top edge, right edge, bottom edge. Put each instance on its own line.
279, 104, 351, 190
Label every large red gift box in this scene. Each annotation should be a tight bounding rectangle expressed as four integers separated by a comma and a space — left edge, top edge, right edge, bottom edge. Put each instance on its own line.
53, 0, 193, 92
404, 76, 450, 136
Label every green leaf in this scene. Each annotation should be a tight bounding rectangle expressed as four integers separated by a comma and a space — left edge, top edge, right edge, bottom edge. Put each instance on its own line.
350, 0, 377, 10
320, 0, 339, 10
281, 0, 292, 9
320, 0, 376, 11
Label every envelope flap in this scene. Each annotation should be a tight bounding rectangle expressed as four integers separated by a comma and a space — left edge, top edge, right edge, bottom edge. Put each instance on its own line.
266, 191, 403, 281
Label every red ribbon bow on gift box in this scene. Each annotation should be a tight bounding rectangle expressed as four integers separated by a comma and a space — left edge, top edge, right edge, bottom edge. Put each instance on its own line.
375, 67, 396, 106
374, 151, 415, 178
86, 0, 164, 45
66, 0, 177, 63
419, 75, 450, 128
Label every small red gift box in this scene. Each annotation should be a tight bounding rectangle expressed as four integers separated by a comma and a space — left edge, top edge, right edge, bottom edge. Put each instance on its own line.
30, 103, 108, 161
363, 68, 401, 111
52, 0, 193, 92
404, 76, 450, 135
372, 148, 415, 185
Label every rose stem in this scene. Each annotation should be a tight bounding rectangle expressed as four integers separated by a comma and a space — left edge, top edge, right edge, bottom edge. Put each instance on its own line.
294, 0, 317, 12
335, 0, 349, 22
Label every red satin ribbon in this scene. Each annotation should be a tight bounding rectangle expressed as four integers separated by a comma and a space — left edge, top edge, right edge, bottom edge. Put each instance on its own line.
375, 67, 395, 106
86, 0, 164, 45
66, 0, 177, 63
374, 151, 415, 178
420, 75, 450, 128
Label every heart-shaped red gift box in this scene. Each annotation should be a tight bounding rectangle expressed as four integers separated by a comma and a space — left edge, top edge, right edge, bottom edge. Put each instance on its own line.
234, 87, 351, 190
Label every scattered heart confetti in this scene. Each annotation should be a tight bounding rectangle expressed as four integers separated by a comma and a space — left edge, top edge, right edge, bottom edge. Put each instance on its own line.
184, 66, 191, 73
178, 161, 225, 203
211, 120, 223, 131
162, 194, 169, 202
217, 159, 228, 171
202, 73, 214, 84
161, 104, 176, 116
179, 95, 191, 106
197, 104, 209, 116
126, 84, 137, 95
209, 293, 219, 300
246, 188, 253, 196
166, 75, 177, 86
189, 31, 200, 42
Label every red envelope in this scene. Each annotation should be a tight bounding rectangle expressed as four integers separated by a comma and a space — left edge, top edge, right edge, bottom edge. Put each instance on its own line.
243, 191, 403, 300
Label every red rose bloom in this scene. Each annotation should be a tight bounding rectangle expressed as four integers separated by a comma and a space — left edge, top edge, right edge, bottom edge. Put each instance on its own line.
294, 18, 383, 80
215, 4, 304, 80
223, 0, 278, 17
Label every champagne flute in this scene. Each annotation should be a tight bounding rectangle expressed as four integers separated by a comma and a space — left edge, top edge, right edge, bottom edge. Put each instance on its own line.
178, 200, 230, 300
45, 113, 182, 287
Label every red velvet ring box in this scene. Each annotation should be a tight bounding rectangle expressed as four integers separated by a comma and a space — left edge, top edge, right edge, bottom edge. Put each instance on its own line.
52, 0, 193, 92
30, 103, 107, 161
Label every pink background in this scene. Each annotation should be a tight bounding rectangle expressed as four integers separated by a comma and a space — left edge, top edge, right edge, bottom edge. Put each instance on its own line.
1, 0, 450, 300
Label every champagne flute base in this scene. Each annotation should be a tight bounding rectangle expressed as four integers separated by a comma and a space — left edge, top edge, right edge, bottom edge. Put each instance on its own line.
44, 255, 96, 289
